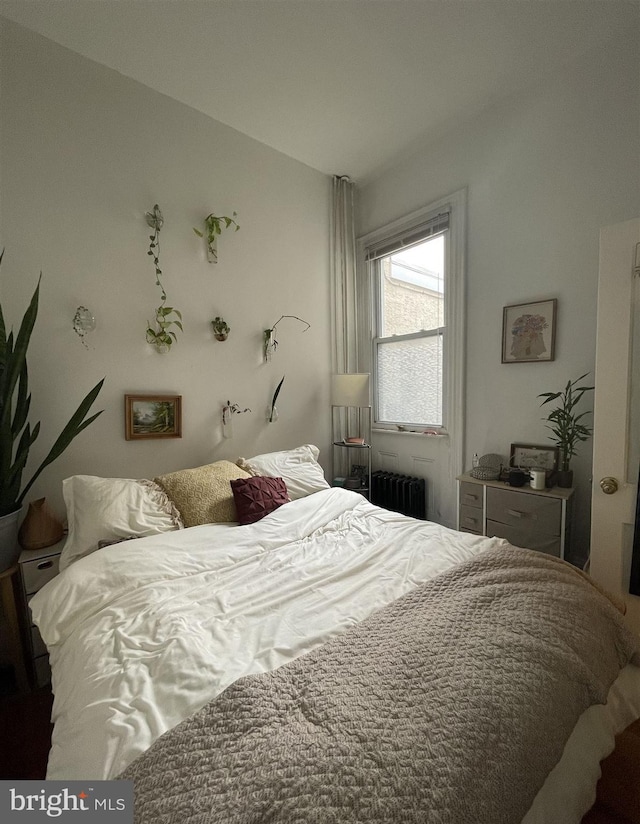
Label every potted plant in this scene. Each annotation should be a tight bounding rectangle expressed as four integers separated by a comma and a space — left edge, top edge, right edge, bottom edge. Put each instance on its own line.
193, 212, 239, 264
0, 253, 104, 570
211, 317, 230, 341
538, 373, 594, 488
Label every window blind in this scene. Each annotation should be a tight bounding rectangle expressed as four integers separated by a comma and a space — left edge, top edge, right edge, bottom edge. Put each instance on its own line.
364, 211, 450, 262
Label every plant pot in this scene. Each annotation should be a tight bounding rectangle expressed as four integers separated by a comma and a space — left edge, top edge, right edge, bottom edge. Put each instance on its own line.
18, 497, 64, 551
0, 508, 22, 573
556, 469, 574, 488
214, 333, 228, 342
206, 240, 218, 264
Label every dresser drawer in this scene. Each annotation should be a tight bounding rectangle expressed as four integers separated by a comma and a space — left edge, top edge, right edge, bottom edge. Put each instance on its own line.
459, 482, 483, 510
21, 553, 60, 595
459, 505, 483, 534
486, 488, 561, 536
486, 520, 561, 557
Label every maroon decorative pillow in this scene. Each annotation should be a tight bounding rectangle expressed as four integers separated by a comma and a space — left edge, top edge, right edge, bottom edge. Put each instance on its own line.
230, 476, 290, 525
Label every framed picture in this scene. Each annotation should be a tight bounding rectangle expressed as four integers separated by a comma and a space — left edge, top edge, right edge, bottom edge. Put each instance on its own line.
509, 443, 559, 472
125, 394, 182, 440
502, 299, 557, 363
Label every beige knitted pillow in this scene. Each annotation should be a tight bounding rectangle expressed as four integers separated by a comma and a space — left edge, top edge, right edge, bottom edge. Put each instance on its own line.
154, 460, 251, 526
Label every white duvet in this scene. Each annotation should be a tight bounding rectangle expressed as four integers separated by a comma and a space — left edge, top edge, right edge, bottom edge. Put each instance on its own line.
31, 488, 640, 821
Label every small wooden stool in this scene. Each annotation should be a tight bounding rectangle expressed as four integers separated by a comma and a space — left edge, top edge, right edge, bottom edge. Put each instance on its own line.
0, 564, 29, 692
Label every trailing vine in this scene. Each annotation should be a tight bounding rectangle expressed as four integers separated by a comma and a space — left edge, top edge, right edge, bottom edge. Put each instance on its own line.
145, 204, 183, 352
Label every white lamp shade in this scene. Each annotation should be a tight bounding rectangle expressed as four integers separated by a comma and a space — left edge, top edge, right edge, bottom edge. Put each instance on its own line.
331, 373, 371, 407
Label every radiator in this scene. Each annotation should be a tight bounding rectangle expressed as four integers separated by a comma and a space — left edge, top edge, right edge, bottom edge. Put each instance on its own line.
370, 471, 427, 520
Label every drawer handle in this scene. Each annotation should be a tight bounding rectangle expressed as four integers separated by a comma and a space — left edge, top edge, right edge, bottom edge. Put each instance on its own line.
36, 560, 54, 570
463, 517, 477, 525
506, 509, 525, 519
463, 494, 479, 503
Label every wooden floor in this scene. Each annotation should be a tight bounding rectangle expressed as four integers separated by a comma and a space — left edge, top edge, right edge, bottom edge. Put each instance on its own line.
0, 681, 637, 821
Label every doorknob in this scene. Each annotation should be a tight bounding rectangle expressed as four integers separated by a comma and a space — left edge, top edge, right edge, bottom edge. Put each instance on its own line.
600, 476, 619, 495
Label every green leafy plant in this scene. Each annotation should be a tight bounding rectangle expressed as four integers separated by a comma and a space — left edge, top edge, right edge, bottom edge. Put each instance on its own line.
211, 316, 230, 340
193, 212, 239, 263
146, 306, 183, 352
0, 251, 104, 516
538, 373, 594, 472
145, 204, 183, 352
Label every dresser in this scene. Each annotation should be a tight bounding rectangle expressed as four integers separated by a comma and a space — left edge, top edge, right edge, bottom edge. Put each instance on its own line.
457, 473, 574, 559
18, 540, 63, 688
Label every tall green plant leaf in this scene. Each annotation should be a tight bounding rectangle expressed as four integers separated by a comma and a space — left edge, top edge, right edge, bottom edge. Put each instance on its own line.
0, 276, 40, 432
0, 259, 105, 516
18, 378, 105, 506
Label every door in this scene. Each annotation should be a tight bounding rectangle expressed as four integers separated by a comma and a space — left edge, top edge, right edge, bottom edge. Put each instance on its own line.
590, 217, 640, 633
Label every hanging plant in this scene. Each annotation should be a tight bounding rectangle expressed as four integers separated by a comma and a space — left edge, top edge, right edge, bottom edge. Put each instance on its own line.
268, 376, 285, 423
221, 399, 251, 439
145, 204, 183, 353
222, 400, 251, 427
211, 316, 230, 341
193, 212, 239, 263
263, 315, 310, 362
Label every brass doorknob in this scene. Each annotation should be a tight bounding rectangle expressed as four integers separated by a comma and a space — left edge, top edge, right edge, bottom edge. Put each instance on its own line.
600, 477, 619, 495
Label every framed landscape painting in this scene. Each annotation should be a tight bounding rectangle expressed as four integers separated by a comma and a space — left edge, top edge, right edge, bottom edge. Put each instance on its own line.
125, 394, 182, 440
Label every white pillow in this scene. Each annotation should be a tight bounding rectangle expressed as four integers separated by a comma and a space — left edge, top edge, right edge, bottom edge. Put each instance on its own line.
237, 444, 330, 500
59, 475, 183, 570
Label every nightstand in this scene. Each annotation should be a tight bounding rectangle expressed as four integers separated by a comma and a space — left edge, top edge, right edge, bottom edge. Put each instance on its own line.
456, 473, 574, 559
18, 541, 64, 689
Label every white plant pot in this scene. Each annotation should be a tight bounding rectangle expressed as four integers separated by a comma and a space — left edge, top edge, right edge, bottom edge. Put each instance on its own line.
0, 508, 22, 573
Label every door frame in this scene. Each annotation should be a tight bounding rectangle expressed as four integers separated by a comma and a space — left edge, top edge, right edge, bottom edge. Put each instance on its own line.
590, 217, 640, 628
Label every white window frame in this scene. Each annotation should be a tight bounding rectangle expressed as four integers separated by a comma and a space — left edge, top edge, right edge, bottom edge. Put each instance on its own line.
373, 232, 447, 429
356, 189, 466, 473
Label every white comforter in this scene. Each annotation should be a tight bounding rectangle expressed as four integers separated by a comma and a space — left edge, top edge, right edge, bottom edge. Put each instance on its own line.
31, 488, 640, 822
32, 488, 500, 780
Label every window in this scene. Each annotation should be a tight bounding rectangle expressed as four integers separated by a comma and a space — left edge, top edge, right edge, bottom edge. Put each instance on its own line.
374, 231, 445, 427
357, 191, 465, 528
366, 207, 457, 431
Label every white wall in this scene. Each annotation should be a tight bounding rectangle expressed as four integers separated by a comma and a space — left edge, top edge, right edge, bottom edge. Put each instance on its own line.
0, 19, 332, 520
357, 25, 640, 563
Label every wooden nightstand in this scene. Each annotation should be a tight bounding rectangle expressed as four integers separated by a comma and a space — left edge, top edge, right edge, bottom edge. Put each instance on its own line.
17, 541, 64, 689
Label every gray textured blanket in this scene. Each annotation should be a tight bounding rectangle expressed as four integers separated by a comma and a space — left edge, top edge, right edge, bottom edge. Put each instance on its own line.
122, 546, 640, 824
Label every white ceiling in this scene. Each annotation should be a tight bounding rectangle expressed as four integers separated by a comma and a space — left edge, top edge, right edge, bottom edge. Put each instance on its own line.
1, 0, 638, 182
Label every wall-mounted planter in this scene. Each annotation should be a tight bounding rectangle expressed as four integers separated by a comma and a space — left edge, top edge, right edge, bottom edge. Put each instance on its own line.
194, 213, 239, 264
212, 316, 230, 341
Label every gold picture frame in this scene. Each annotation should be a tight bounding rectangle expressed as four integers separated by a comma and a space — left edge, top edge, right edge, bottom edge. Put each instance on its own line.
125, 394, 182, 440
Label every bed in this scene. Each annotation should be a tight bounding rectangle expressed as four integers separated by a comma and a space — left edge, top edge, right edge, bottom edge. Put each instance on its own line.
29, 446, 640, 823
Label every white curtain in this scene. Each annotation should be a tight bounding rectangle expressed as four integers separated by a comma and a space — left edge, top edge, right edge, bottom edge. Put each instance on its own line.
330, 175, 358, 375
330, 176, 360, 458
